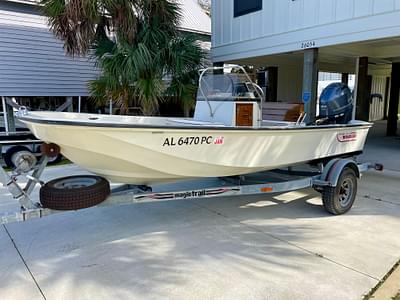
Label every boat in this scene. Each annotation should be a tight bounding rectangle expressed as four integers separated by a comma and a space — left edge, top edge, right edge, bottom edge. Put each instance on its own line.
18, 66, 371, 185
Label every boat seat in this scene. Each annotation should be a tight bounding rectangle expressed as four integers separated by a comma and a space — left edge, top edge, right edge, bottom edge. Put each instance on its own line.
262, 102, 304, 122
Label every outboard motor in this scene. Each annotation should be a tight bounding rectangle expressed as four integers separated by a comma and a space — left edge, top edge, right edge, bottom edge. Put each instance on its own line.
319, 83, 353, 124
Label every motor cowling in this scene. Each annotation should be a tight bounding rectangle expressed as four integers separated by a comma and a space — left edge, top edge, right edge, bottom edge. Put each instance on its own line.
319, 83, 353, 124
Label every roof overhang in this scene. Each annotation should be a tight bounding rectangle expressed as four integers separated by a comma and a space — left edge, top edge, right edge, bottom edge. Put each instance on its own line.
223, 36, 400, 74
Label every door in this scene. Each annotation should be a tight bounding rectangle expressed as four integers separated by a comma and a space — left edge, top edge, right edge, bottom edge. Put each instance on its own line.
236, 103, 253, 126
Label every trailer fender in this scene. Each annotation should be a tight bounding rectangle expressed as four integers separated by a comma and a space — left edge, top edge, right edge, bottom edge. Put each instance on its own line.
320, 159, 360, 187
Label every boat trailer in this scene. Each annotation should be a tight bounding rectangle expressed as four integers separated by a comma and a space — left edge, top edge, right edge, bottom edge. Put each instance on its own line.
0, 143, 383, 224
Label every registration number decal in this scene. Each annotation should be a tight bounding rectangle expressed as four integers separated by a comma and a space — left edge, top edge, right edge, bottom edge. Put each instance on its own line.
162, 136, 224, 147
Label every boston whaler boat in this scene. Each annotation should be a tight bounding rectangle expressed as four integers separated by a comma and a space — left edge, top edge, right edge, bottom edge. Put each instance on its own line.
0, 65, 378, 220
18, 66, 371, 185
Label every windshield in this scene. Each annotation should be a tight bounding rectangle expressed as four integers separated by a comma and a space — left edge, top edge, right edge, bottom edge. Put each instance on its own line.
197, 67, 263, 101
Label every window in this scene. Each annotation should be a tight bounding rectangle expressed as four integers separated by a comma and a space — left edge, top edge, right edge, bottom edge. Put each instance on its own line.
234, 0, 262, 17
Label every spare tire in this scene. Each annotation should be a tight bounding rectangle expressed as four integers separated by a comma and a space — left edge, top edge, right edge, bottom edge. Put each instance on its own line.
40, 175, 110, 210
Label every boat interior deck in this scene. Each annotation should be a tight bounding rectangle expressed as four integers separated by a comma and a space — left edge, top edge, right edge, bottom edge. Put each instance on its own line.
18, 111, 370, 130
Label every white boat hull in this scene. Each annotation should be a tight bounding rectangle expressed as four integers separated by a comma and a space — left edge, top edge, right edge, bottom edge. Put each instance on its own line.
20, 112, 371, 185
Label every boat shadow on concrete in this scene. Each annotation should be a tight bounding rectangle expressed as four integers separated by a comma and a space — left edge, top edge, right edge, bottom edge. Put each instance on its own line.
2, 180, 400, 298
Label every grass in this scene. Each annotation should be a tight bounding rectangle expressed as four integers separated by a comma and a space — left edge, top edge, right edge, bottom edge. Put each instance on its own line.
48, 158, 72, 167
393, 291, 400, 300
363, 259, 400, 300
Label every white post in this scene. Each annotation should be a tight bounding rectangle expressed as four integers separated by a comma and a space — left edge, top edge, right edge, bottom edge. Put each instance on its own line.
109, 100, 113, 115
78, 96, 81, 113
66, 96, 73, 112
353, 57, 360, 120
1, 96, 9, 134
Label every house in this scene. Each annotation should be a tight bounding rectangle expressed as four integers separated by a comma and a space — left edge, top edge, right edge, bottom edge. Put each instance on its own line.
0, 0, 211, 111
212, 0, 400, 135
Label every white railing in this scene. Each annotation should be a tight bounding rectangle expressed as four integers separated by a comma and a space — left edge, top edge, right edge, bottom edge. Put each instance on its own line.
6, 0, 38, 5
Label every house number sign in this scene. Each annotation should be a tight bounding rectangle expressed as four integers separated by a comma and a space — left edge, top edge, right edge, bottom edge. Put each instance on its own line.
301, 41, 316, 49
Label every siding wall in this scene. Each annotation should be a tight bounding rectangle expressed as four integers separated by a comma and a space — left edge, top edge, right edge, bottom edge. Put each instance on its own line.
213, 0, 400, 62
0, 2, 97, 97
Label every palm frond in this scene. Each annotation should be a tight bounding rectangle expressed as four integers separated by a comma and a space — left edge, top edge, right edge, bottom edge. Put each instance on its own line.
40, 0, 139, 56
164, 34, 205, 75
134, 76, 165, 115
43, 0, 204, 116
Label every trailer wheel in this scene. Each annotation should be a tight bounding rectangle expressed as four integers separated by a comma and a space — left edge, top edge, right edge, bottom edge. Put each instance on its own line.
4, 146, 32, 168
322, 167, 357, 215
36, 143, 63, 164
40, 175, 110, 210
47, 154, 63, 164
34, 148, 63, 164
41, 152, 63, 164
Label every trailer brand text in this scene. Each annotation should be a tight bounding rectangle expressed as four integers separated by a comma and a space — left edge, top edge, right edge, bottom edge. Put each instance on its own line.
175, 190, 207, 198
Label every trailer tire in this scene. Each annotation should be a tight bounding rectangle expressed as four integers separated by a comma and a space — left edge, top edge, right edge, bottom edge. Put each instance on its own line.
40, 175, 110, 210
34, 144, 63, 165
322, 167, 357, 215
4, 146, 31, 168
47, 154, 63, 164
34, 149, 63, 165
43, 153, 63, 164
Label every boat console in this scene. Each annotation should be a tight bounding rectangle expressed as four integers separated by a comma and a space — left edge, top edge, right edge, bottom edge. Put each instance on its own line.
194, 65, 355, 128
194, 66, 263, 127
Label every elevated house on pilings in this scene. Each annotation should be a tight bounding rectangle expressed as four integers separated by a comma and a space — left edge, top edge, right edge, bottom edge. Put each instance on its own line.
0, 0, 211, 116
212, 0, 400, 136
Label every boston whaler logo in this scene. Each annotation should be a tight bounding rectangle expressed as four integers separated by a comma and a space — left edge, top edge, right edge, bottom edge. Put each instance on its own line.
337, 132, 357, 142
163, 136, 225, 146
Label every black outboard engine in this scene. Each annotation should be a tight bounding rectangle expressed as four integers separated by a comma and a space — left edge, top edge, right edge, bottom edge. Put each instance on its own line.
319, 83, 353, 124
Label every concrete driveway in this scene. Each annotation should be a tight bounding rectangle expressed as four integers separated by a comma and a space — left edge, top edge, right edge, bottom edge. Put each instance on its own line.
1, 164, 400, 300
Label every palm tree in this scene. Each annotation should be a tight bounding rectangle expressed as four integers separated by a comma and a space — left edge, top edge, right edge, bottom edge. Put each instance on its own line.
40, 0, 139, 55
41, 0, 204, 115
165, 34, 205, 116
